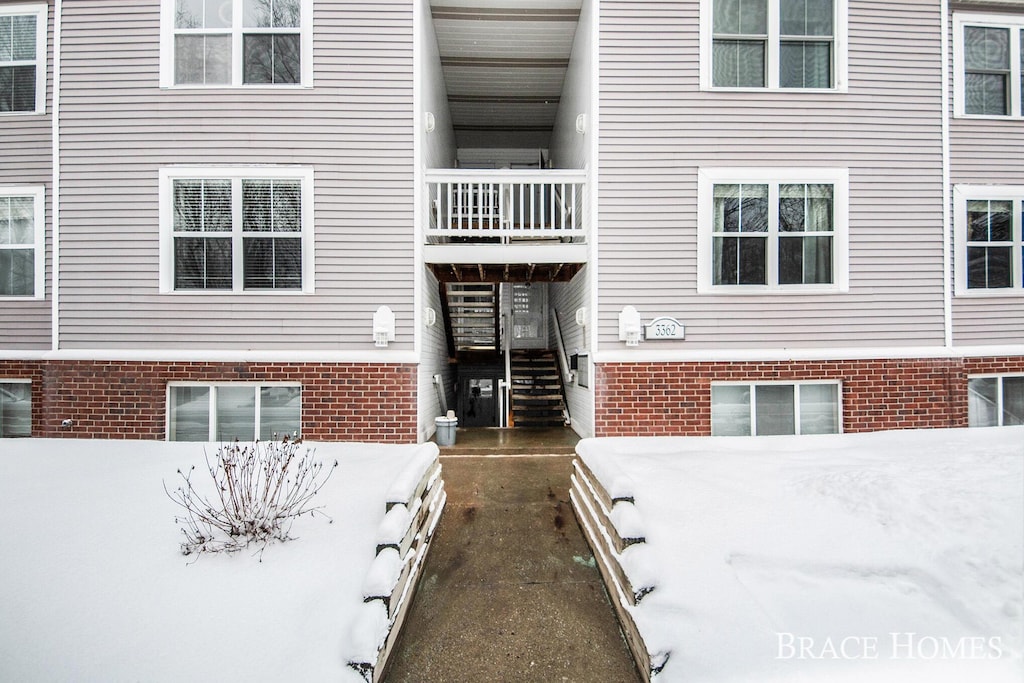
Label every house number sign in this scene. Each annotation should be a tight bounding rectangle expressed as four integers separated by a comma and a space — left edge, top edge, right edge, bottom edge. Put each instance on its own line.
644, 316, 685, 340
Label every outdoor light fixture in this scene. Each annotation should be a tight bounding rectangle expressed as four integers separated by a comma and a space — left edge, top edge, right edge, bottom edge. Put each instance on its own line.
424, 111, 436, 132
576, 113, 587, 135
574, 307, 588, 326
373, 305, 395, 347
424, 307, 437, 327
618, 306, 642, 347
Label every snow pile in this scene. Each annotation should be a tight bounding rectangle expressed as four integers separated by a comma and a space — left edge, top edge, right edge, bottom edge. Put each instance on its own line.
577, 427, 1024, 683
0, 439, 423, 683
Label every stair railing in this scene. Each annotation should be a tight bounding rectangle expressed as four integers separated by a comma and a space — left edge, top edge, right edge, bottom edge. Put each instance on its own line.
549, 309, 572, 425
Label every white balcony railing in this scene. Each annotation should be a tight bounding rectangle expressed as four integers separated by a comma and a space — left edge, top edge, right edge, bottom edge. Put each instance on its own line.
425, 169, 586, 244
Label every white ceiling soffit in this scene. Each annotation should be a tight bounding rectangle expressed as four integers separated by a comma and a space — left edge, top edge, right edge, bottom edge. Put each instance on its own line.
430, 1, 582, 138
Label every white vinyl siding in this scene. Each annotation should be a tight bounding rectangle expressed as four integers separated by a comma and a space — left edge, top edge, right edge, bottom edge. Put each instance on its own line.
968, 375, 1024, 427
160, 0, 312, 87
953, 13, 1024, 119
0, 3, 46, 115
697, 168, 849, 294
167, 383, 301, 441
701, 0, 848, 91
953, 185, 1024, 298
0, 185, 44, 299
711, 381, 841, 435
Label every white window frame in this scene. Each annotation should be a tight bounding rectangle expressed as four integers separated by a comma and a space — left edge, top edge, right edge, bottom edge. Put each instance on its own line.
159, 0, 313, 88
711, 380, 843, 436
159, 166, 315, 294
953, 13, 1024, 119
953, 185, 1024, 297
0, 378, 31, 438
967, 374, 1024, 427
0, 185, 45, 299
166, 382, 302, 441
699, 0, 848, 92
0, 3, 47, 115
697, 167, 849, 294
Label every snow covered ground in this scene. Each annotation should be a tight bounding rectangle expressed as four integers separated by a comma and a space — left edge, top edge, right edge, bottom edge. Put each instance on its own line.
0, 439, 424, 683
1, 429, 1021, 682
578, 427, 1024, 683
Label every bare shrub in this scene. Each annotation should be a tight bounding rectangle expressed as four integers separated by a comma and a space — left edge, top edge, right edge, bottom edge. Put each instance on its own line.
165, 437, 337, 558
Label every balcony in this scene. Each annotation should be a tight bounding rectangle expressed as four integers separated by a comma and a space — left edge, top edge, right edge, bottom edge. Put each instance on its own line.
424, 169, 588, 282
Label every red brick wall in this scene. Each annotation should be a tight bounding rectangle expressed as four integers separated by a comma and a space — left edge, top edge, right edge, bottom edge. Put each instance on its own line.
595, 358, 976, 436
1, 360, 417, 442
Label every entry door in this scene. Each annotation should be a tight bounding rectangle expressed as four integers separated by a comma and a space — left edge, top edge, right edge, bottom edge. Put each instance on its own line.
508, 282, 547, 349
459, 377, 498, 427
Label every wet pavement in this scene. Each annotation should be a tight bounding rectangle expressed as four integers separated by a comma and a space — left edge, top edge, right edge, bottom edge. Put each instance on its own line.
383, 453, 640, 682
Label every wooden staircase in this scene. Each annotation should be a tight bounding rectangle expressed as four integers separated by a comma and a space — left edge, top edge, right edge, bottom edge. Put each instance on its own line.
510, 350, 567, 428
444, 283, 498, 352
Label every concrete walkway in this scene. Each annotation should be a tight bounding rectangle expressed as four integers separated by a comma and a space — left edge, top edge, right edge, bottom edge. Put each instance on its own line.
384, 454, 640, 682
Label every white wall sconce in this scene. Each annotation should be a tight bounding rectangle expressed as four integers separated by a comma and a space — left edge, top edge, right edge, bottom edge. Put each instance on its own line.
424, 111, 436, 132
373, 305, 395, 347
575, 113, 587, 135
618, 305, 643, 347
424, 306, 437, 327
574, 307, 588, 326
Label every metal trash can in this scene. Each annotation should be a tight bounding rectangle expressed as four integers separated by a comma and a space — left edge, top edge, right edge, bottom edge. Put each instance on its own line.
435, 416, 458, 446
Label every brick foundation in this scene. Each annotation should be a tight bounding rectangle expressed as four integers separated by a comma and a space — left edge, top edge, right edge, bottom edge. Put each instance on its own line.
594, 356, 1024, 437
1, 360, 418, 442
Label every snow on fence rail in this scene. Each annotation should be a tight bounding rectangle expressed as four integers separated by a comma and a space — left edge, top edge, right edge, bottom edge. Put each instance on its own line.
348, 444, 446, 682
570, 456, 666, 682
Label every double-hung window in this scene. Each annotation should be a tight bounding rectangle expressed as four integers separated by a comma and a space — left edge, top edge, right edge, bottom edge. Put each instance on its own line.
703, 0, 847, 90
697, 168, 849, 293
968, 375, 1024, 427
168, 383, 301, 441
162, 0, 311, 87
711, 381, 842, 436
159, 167, 314, 293
0, 186, 44, 299
953, 186, 1024, 296
954, 14, 1024, 118
0, 4, 46, 114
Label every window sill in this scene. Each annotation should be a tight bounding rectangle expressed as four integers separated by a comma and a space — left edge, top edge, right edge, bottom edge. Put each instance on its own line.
954, 288, 1024, 298
698, 285, 846, 295
700, 86, 848, 95
160, 83, 313, 91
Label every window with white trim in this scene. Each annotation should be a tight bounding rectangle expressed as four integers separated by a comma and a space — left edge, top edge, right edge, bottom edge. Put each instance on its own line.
968, 375, 1024, 427
159, 167, 314, 293
954, 14, 1024, 118
697, 168, 849, 293
0, 4, 46, 114
0, 379, 31, 437
0, 186, 44, 299
953, 186, 1024, 296
702, 0, 847, 90
161, 0, 311, 87
168, 383, 301, 441
711, 381, 841, 436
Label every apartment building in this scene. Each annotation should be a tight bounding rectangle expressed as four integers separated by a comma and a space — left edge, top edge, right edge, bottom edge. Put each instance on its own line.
1, 0, 1022, 442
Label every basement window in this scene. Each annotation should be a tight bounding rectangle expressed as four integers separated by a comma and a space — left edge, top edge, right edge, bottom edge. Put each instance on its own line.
167, 383, 301, 441
968, 375, 1024, 427
711, 381, 841, 436
0, 380, 31, 438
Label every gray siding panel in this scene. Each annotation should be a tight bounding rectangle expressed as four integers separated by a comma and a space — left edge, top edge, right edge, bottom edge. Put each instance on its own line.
0, 1, 53, 350
946, 126, 1024, 348
597, 0, 947, 352
948, 6, 1024, 347
57, 1, 415, 351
